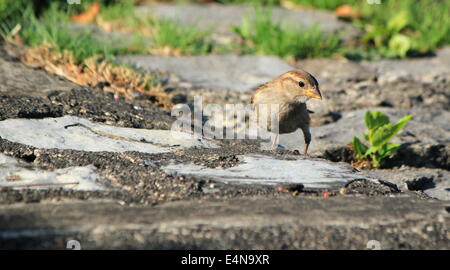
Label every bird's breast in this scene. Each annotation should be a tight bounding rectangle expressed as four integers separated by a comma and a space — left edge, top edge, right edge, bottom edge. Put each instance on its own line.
255, 102, 310, 134
277, 102, 311, 133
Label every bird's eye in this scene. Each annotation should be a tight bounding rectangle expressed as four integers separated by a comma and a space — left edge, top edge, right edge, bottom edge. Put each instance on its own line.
298, 81, 305, 87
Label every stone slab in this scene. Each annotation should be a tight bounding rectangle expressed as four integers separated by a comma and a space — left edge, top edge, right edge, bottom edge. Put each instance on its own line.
0, 154, 106, 191
0, 116, 217, 154
137, 3, 361, 40
117, 54, 293, 92
0, 197, 448, 249
163, 154, 374, 188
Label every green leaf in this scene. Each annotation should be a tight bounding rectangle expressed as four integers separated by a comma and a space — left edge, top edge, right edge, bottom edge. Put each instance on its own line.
371, 114, 413, 149
231, 26, 242, 36
378, 143, 401, 159
389, 34, 412, 58
387, 11, 409, 33
352, 137, 368, 159
363, 133, 369, 141
365, 111, 391, 146
364, 110, 374, 130
365, 110, 390, 131
241, 15, 250, 38
232, 15, 251, 38
371, 123, 398, 149
362, 24, 390, 48
364, 146, 376, 157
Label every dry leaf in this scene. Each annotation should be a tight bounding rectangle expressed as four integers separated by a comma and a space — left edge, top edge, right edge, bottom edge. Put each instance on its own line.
150, 46, 181, 56
17, 42, 172, 109
335, 5, 361, 20
281, 0, 303, 10
70, 2, 101, 24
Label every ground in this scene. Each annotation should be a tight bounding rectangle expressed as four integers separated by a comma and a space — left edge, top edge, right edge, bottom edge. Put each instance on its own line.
0, 2, 449, 250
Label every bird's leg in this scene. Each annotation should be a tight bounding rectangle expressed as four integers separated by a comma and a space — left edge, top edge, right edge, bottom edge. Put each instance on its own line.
304, 143, 310, 155
301, 126, 311, 156
271, 133, 279, 150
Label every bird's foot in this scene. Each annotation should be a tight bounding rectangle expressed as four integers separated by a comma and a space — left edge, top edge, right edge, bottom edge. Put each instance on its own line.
304, 143, 310, 156
275, 144, 286, 149
290, 147, 309, 156
269, 144, 286, 153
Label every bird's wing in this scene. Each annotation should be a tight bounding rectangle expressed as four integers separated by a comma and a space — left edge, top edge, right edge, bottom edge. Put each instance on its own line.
250, 83, 268, 104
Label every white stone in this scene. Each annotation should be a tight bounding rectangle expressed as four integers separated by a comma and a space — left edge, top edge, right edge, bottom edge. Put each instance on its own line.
163, 154, 374, 188
0, 116, 217, 154
424, 183, 450, 201
0, 154, 106, 191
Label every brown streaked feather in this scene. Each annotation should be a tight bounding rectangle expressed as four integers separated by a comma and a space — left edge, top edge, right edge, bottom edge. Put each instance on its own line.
250, 82, 269, 104
250, 69, 319, 104
285, 69, 319, 88
248, 69, 321, 155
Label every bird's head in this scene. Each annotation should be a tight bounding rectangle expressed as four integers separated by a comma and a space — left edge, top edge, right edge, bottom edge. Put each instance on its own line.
279, 69, 322, 102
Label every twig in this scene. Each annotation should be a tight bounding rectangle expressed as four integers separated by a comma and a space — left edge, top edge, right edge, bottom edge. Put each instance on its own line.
0, 182, 80, 189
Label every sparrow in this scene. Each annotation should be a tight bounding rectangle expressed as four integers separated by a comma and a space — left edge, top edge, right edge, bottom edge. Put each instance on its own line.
250, 69, 322, 155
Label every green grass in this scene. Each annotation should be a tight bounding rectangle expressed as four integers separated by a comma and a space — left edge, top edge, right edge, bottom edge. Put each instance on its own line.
148, 19, 213, 55
0, 0, 214, 61
217, 0, 280, 4
217, 0, 352, 9
356, 0, 450, 58
0, 0, 122, 20
100, 0, 136, 21
1, 4, 147, 63
286, 0, 354, 10
219, 0, 450, 59
97, 2, 215, 56
2, 0, 448, 61
232, 8, 341, 59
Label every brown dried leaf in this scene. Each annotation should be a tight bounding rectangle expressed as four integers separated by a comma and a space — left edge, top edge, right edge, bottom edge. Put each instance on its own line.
335, 5, 361, 20
281, 0, 307, 11
70, 2, 101, 24
150, 46, 181, 56
17, 43, 172, 109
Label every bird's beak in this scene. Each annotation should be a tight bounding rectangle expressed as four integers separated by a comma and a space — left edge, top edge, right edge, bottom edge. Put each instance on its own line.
305, 88, 322, 100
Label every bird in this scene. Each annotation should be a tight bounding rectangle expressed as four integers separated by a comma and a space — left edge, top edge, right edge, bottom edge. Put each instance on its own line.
250, 69, 322, 155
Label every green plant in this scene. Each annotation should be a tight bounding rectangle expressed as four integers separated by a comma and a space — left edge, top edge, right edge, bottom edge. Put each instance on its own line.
18, 6, 114, 62
100, 0, 135, 21
218, 0, 450, 59
149, 19, 213, 55
218, 0, 353, 9
217, 0, 279, 5
285, 0, 355, 10
0, 0, 122, 21
361, 11, 411, 58
350, 110, 412, 168
232, 8, 341, 59
358, 0, 450, 58
0, 3, 148, 63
